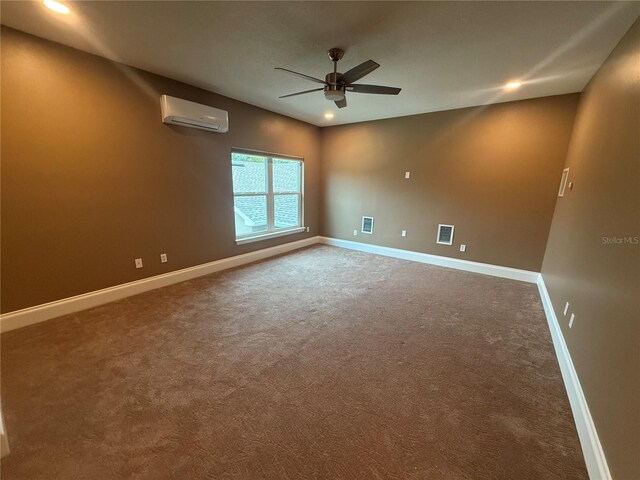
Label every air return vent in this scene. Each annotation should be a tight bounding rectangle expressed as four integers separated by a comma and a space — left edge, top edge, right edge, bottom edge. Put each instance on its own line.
361, 216, 374, 234
437, 224, 454, 245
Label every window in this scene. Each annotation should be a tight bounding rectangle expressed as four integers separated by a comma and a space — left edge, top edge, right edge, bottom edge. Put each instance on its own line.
231, 150, 303, 243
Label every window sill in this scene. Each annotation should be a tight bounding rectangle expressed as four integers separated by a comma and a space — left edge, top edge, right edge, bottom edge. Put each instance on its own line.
236, 227, 306, 245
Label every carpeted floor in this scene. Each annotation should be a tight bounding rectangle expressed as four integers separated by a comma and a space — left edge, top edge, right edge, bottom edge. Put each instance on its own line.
1, 245, 586, 479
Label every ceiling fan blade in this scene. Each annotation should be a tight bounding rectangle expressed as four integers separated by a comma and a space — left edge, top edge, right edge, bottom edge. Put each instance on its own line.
347, 84, 401, 95
279, 88, 324, 99
275, 67, 326, 84
338, 60, 380, 84
335, 98, 347, 109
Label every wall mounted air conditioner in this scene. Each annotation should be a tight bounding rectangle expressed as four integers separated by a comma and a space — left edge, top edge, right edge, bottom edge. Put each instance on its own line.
160, 95, 229, 133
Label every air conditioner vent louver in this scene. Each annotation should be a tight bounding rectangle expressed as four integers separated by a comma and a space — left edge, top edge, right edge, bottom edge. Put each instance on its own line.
170, 118, 220, 131
437, 224, 454, 245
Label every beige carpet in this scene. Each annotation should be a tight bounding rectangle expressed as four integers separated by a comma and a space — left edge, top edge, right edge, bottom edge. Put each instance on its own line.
1, 245, 586, 479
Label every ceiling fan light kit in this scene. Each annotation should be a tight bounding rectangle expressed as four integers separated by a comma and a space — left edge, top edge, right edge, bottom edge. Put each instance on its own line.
276, 47, 401, 109
324, 81, 345, 102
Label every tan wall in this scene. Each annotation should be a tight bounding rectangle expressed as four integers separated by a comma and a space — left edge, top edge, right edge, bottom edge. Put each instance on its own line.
0, 27, 321, 313
320, 94, 580, 272
541, 20, 640, 480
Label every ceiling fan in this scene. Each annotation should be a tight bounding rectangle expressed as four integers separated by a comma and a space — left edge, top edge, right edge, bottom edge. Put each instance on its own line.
275, 48, 401, 109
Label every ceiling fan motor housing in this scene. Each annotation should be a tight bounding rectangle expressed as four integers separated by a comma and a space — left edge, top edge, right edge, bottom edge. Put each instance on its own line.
324, 72, 345, 100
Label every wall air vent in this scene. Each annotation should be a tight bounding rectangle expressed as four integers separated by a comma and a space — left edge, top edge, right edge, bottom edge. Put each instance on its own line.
361, 216, 374, 234
558, 167, 570, 197
437, 224, 454, 245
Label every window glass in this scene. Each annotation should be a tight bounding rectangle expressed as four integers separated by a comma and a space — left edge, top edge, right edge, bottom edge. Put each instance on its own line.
274, 195, 300, 229
233, 195, 267, 237
273, 158, 300, 193
232, 153, 267, 194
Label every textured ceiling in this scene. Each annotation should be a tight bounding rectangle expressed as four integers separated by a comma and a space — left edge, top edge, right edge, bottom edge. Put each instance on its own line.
1, 1, 639, 126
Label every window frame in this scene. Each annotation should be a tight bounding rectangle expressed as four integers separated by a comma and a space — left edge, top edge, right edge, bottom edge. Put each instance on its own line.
232, 149, 304, 245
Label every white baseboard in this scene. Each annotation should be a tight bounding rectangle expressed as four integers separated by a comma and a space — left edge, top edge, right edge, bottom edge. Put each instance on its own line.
0, 236, 537, 333
537, 275, 611, 480
319, 236, 539, 283
0, 236, 321, 333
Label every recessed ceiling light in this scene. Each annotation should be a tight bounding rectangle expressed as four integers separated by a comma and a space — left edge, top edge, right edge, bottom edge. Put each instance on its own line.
324, 112, 335, 120
504, 81, 522, 91
43, 0, 70, 15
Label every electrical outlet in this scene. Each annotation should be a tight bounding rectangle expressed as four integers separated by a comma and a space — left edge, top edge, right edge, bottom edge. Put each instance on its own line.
135, 258, 143, 269
564, 302, 570, 316
460, 244, 466, 252
405, 171, 411, 179
306, 227, 309, 232
160, 253, 168, 263
353, 229, 358, 236
569, 313, 575, 328
401, 230, 407, 237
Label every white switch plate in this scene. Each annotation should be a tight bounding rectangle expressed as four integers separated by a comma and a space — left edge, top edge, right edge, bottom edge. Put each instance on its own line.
306, 227, 310, 232
460, 244, 466, 252
135, 258, 143, 269
564, 302, 570, 316
401, 230, 407, 237
569, 313, 575, 328
160, 253, 168, 263
353, 229, 358, 236
405, 171, 411, 179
